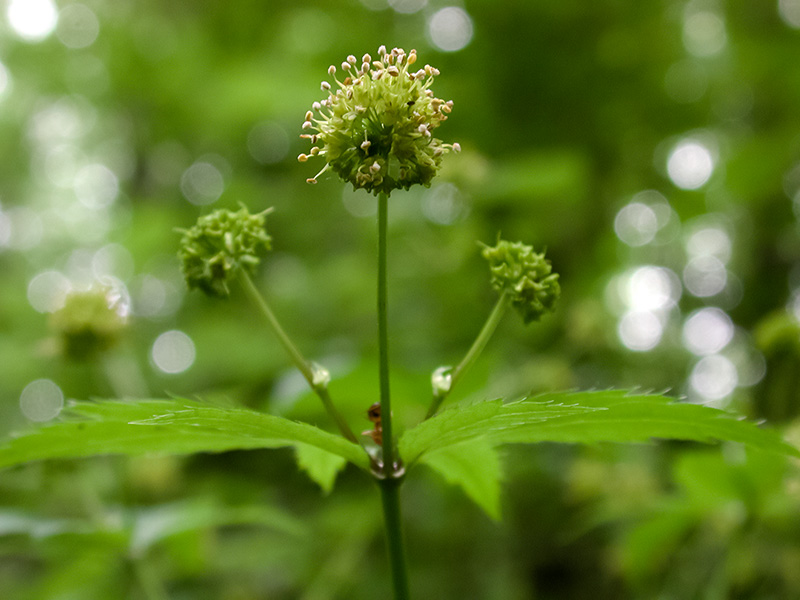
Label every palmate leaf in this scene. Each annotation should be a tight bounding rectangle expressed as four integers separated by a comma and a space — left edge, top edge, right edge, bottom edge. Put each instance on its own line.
0, 398, 369, 471
419, 437, 503, 520
400, 391, 799, 520
400, 391, 800, 463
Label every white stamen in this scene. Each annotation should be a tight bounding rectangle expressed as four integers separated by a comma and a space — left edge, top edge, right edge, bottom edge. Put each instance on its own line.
321, 81, 331, 91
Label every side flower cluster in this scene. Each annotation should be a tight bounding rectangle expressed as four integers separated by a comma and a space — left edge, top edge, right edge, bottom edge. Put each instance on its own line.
482, 239, 561, 324
299, 45, 460, 196
178, 206, 273, 298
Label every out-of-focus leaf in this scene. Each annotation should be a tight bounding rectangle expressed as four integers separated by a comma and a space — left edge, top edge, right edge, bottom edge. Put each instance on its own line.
400, 391, 800, 463
294, 443, 347, 495
0, 399, 369, 471
129, 498, 307, 555
420, 437, 503, 520
621, 503, 696, 583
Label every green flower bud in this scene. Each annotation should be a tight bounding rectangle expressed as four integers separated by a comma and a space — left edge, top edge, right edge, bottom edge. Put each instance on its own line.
178, 206, 273, 298
481, 239, 560, 324
50, 287, 129, 360
300, 46, 460, 196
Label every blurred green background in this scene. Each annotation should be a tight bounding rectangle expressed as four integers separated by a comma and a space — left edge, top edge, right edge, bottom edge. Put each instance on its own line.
2, 0, 800, 598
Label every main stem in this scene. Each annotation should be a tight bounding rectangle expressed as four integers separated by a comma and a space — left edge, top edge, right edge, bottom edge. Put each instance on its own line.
377, 191, 394, 472
239, 270, 358, 445
376, 191, 410, 600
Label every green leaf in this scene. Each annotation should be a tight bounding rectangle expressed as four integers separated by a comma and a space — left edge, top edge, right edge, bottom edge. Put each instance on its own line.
0, 398, 369, 471
400, 391, 800, 464
420, 436, 502, 520
295, 443, 347, 494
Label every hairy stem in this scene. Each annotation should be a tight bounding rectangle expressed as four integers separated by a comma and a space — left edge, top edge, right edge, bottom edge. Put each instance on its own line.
239, 270, 359, 445
426, 290, 511, 418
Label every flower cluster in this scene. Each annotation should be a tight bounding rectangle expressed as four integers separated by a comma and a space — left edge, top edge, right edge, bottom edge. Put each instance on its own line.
482, 239, 560, 324
299, 45, 460, 196
50, 287, 129, 360
178, 206, 273, 298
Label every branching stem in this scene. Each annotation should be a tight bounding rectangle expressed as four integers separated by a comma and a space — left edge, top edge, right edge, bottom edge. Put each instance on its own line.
426, 290, 511, 418
239, 270, 359, 445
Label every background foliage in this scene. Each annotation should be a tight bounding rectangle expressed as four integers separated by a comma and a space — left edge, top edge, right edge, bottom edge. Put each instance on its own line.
1, 0, 800, 598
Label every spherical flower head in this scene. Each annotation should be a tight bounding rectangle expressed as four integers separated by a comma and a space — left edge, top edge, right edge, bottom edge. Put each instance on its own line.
178, 206, 273, 298
299, 46, 461, 196
481, 239, 561, 324
50, 287, 129, 360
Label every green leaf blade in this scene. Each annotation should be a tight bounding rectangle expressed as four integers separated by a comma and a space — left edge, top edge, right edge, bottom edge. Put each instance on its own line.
0, 399, 369, 471
420, 437, 503, 520
401, 391, 800, 463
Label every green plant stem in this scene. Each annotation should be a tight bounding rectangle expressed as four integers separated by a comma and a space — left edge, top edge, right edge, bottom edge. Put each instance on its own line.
377, 191, 394, 472
426, 290, 511, 418
239, 270, 359, 445
378, 476, 410, 600
376, 191, 411, 599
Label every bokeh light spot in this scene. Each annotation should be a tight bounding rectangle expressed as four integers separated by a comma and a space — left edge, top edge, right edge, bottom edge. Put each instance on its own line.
4, 206, 43, 250
20, 379, 64, 422
180, 161, 224, 205
422, 183, 467, 225
428, 7, 474, 52
151, 330, 195, 374
614, 202, 658, 246
624, 266, 681, 312
683, 11, 727, 57
389, 0, 427, 14
690, 354, 738, 401
682, 307, 734, 356
779, 0, 800, 28
618, 310, 663, 351
7, 0, 58, 42
683, 255, 727, 297
686, 226, 732, 263
56, 3, 99, 49
667, 139, 714, 189
74, 163, 119, 209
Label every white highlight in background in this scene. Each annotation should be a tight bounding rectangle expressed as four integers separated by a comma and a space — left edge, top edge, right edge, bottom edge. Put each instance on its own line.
690, 354, 738, 401
151, 330, 195, 374
428, 7, 474, 52
618, 310, 663, 351
7, 0, 58, 41
682, 307, 734, 356
20, 379, 64, 421
667, 139, 714, 190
